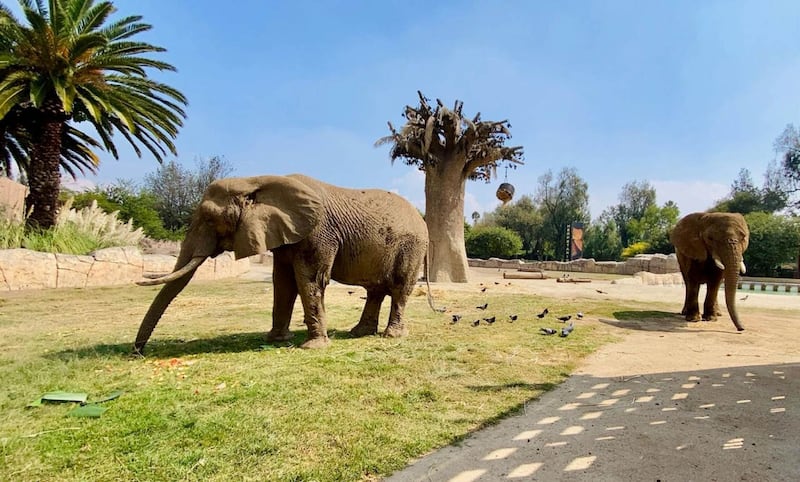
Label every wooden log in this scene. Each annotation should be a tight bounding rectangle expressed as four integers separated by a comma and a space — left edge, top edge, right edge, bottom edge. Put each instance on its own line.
503, 271, 547, 280
556, 277, 593, 283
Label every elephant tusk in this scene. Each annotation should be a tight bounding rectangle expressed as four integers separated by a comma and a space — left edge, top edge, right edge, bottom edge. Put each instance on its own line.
713, 257, 725, 270
136, 257, 206, 286
740, 261, 746, 275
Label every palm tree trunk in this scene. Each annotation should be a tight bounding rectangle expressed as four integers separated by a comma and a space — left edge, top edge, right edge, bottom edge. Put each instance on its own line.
26, 103, 65, 229
424, 164, 469, 283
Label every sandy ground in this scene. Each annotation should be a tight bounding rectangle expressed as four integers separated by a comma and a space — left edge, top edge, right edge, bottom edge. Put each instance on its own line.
381, 268, 799, 481
242, 264, 799, 481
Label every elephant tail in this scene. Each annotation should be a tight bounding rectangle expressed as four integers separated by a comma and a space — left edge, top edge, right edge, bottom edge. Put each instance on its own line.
424, 249, 445, 313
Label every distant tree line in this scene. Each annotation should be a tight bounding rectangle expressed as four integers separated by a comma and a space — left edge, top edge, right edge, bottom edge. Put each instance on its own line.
468, 123, 800, 278
66, 156, 232, 240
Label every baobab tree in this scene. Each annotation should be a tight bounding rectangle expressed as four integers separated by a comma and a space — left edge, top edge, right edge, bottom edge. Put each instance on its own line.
377, 92, 523, 282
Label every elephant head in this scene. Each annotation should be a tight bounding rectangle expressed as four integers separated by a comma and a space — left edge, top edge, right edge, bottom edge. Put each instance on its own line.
133, 175, 323, 354
669, 212, 749, 331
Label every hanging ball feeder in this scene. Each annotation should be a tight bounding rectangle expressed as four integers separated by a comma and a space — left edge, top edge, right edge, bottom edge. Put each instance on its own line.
496, 182, 515, 204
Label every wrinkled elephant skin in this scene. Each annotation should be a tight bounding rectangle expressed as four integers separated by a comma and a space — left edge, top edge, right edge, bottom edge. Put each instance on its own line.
133, 174, 430, 354
669, 212, 749, 331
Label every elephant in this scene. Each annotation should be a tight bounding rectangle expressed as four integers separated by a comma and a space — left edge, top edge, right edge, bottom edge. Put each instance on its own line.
669, 212, 749, 331
133, 174, 435, 355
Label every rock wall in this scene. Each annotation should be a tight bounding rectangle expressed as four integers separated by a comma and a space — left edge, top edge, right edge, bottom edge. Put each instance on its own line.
0, 177, 27, 222
469, 253, 680, 275
0, 247, 250, 291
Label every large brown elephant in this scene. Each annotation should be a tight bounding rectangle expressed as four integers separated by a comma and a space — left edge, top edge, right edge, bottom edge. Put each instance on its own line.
669, 212, 749, 331
133, 174, 433, 355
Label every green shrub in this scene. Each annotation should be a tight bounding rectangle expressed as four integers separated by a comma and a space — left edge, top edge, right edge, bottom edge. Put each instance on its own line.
72, 187, 176, 240
465, 226, 523, 259
0, 199, 145, 255
621, 241, 650, 259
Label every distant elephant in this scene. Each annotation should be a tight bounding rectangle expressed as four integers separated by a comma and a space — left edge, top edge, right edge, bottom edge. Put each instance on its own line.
133, 174, 434, 355
669, 212, 749, 331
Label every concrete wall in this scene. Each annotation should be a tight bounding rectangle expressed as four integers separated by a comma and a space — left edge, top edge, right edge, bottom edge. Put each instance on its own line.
468, 253, 680, 275
0, 247, 250, 291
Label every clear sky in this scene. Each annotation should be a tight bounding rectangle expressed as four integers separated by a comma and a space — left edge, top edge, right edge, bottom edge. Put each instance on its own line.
18, 0, 800, 219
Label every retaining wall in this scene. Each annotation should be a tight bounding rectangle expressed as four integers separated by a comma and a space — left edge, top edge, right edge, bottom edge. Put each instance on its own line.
0, 247, 250, 291
468, 253, 680, 275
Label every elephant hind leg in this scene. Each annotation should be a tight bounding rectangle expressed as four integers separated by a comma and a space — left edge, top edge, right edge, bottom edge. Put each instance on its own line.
350, 290, 385, 337
384, 286, 412, 338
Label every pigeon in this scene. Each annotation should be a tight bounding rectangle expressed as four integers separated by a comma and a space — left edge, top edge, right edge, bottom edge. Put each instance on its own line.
451, 314, 462, 324
509, 314, 518, 321
484, 316, 496, 324
560, 323, 574, 337
540, 327, 557, 335
476, 303, 488, 310
481, 286, 488, 292
347, 290, 355, 295
740, 295, 749, 301
596, 289, 607, 294
494, 281, 500, 285
576, 312, 584, 319
557, 315, 572, 323
472, 319, 481, 327
537, 308, 549, 319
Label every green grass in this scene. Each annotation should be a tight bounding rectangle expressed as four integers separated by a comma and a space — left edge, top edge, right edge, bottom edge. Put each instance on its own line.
0, 279, 627, 481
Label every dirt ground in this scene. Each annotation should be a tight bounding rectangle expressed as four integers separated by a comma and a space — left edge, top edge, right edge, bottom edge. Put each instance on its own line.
375, 267, 800, 481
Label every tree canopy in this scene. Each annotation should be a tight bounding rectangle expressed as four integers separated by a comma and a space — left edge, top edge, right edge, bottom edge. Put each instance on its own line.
0, 0, 186, 228
379, 92, 523, 282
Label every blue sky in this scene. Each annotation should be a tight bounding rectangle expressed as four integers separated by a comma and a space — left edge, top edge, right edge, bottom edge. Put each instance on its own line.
18, 1, 800, 219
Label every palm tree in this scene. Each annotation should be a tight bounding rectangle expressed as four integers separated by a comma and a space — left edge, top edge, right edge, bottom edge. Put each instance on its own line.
0, 0, 187, 228
377, 92, 523, 282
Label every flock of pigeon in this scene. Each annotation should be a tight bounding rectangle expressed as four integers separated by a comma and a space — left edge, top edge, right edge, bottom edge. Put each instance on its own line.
447, 284, 585, 338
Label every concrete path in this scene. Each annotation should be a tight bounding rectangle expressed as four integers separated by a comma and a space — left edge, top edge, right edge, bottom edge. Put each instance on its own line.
386, 312, 799, 481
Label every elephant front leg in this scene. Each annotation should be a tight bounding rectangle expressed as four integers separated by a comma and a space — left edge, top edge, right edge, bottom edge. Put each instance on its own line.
267, 260, 297, 342
296, 276, 331, 349
683, 281, 701, 322
703, 271, 723, 321
350, 291, 384, 337
384, 288, 411, 338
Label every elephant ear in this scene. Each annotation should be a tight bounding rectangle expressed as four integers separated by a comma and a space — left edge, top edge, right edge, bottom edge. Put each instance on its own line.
670, 212, 709, 261
229, 176, 324, 259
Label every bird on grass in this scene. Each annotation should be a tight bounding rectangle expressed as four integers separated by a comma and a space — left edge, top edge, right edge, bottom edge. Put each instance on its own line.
576, 312, 584, 319
557, 315, 572, 323
476, 303, 488, 310
537, 308, 549, 319
540, 327, 557, 335
509, 314, 518, 322
451, 314, 462, 324
560, 323, 574, 337
480, 286, 488, 292
472, 319, 481, 327
484, 316, 496, 324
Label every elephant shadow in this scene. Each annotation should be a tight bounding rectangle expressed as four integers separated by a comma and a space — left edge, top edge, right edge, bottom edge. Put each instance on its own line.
601, 311, 735, 334
49, 329, 357, 360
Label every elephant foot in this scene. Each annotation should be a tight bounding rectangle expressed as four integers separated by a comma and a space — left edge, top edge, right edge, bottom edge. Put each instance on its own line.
350, 323, 378, 337
684, 313, 701, 322
266, 330, 293, 342
383, 323, 408, 338
702, 313, 718, 321
300, 335, 331, 349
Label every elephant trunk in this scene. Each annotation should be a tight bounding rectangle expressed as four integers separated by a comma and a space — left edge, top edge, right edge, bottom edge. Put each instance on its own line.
133, 254, 207, 355
723, 251, 745, 332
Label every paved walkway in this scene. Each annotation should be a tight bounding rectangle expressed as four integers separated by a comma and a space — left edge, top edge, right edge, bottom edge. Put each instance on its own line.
386, 312, 799, 481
